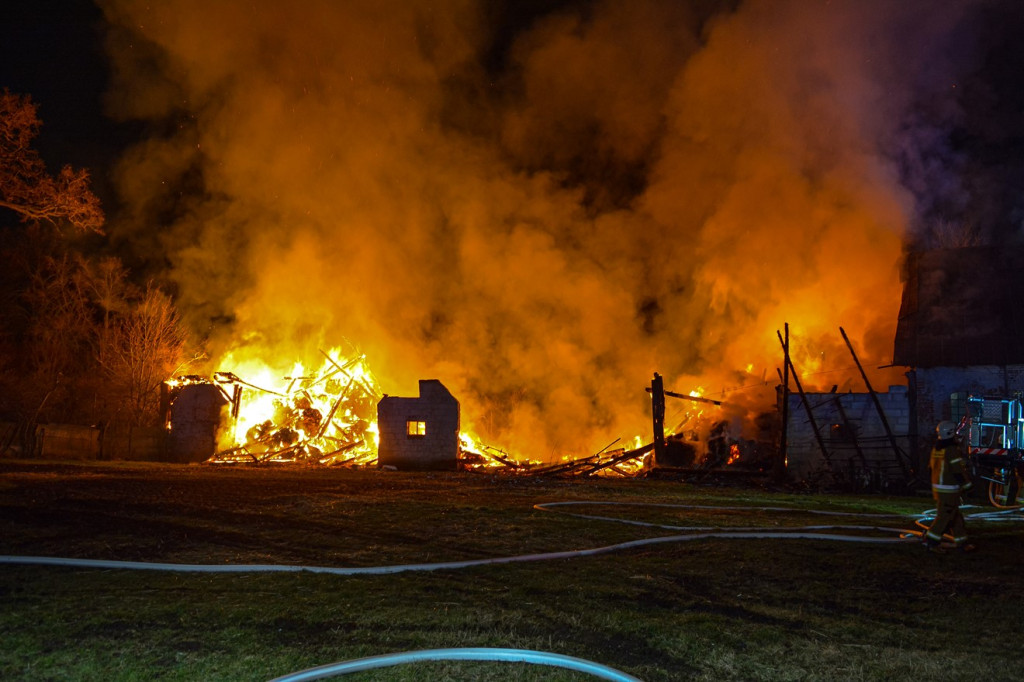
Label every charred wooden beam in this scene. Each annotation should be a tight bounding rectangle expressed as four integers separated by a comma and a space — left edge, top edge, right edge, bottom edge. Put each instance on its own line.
582, 442, 654, 477
777, 323, 790, 481
839, 326, 912, 480
317, 377, 355, 438
307, 354, 362, 390
645, 387, 723, 406
833, 394, 870, 471
477, 448, 522, 470
256, 443, 302, 462
209, 444, 259, 464
319, 349, 381, 400
213, 371, 286, 397
777, 330, 832, 466
529, 455, 600, 477
651, 373, 666, 466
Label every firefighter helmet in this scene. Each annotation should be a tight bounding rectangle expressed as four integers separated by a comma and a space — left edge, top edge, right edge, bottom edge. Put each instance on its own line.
936, 420, 957, 440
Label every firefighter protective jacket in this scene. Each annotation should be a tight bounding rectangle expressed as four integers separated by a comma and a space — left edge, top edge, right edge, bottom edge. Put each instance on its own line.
929, 437, 971, 495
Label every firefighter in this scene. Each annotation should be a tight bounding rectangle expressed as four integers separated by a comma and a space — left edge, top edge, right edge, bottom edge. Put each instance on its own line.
923, 420, 976, 554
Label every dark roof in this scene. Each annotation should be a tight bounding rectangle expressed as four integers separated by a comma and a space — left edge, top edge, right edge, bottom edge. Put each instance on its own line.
893, 246, 1024, 367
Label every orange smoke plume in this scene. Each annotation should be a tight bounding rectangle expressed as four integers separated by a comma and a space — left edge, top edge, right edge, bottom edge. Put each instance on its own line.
101, 0, 972, 459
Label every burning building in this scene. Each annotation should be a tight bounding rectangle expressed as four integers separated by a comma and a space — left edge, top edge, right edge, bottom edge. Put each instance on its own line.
377, 380, 460, 471
203, 352, 383, 466
98, 0, 950, 464
164, 381, 230, 463
895, 246, 1024, 466
7, 1, 1010, 476
781, 384, 914, 489
783, 246, 1024, 490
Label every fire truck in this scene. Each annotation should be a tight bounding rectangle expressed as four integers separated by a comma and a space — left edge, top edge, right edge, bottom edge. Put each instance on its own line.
963, 395, 1024, 508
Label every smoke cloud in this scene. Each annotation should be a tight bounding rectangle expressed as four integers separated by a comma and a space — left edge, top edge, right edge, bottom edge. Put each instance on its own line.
98, 0, 1013, 458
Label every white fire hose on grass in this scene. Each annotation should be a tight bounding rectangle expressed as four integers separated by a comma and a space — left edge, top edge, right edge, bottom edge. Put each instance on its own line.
2, 501, 1022, 680
6, 502, 1004, 574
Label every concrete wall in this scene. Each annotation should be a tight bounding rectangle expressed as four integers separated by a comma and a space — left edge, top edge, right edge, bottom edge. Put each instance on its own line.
377, 380, 460, 470
785, 385, 914, 488
167, 383, 227, 463
910, 364, 1024, 467
37, 424, 102, 460
31, 424, 168, 461
0, 422, 169, 462
103, 425, 167, 461
2, 423, 159, 461
912, 365, 1024, 427
787, 366, 1024, 487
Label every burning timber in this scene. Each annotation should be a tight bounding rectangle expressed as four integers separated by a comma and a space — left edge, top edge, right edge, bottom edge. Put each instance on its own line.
161, 351, 769, 479
167, 350, 383, 466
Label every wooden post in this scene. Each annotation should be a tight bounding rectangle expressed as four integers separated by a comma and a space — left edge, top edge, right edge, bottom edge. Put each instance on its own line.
651, 373, 666, 467
776, 324, 791, 479
778, 330, 832, 466
839, 326, 911, 480
231, 384, 242, 420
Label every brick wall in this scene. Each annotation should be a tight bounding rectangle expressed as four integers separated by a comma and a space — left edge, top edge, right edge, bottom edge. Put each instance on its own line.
166, 383, 227, 463
785, 385, 913, 487
102, 425, 168, 461
787, 365, 1024, 487
912, 365, 1024, 427
377, 380, 460, 470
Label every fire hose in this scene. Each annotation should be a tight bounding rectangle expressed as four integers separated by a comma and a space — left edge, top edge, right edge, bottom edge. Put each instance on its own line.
912, 503, 1024, 534
0, 529, 908, 575
2, 501, 1023, 680
536, 500, 1024, 546
4, 501, 1011, 569
5, 502, 1014, 575
3, 503, 1019, 574
266, 647, 642, 682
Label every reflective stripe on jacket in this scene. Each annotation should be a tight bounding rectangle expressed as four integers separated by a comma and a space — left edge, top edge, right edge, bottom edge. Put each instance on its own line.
930, 439, 968, 493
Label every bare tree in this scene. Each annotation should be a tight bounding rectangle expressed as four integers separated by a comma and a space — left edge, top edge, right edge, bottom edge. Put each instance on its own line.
0, 90, 193, 454
97, 285, 188, 427
22, 253, 96, 405
0, 249, 98, 455
81, 256, 130, 336
0, 89, 104, 232
927, 219, 985, 249
0, 237, 193, 459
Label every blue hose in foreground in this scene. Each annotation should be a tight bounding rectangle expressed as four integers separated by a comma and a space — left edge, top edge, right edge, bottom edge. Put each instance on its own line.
267, 647, 643, 681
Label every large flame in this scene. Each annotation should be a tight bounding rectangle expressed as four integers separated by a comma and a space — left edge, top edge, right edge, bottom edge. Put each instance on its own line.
202, 346, 544, 470
203, 348, 381, 464
102, 1, 983, 460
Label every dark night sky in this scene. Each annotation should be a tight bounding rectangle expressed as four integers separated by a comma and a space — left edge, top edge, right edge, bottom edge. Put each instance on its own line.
0, 1, 596, 175
0, 0, 593, 212
0, 3, 119, 177
0, 0, 625, 220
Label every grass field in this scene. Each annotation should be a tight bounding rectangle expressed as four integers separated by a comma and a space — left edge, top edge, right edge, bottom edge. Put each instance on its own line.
1, 460, 1023, 681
